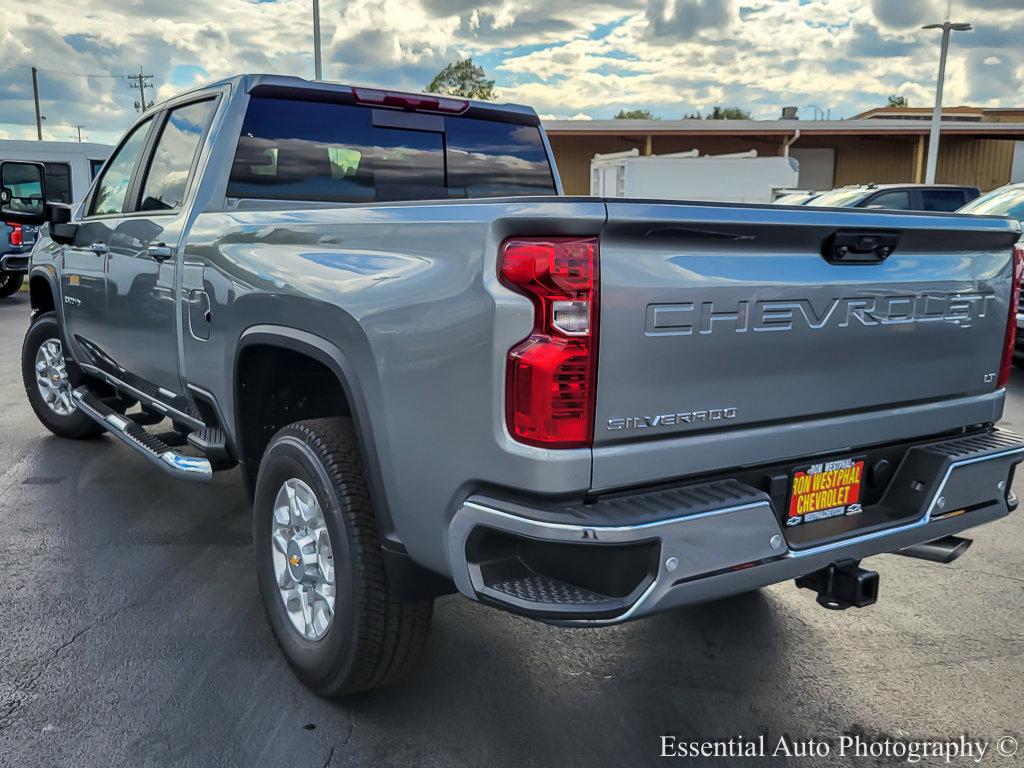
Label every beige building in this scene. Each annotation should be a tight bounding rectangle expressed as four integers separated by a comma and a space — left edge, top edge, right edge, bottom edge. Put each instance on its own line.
544, 107, 1024, 196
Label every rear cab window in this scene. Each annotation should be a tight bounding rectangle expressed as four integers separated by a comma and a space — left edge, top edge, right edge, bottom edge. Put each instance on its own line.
920, 189, 968, 212
227, 96, 556, 203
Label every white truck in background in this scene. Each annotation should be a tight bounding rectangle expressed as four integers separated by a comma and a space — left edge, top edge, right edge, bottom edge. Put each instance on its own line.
590, 147, 800, 204
0, 140, 112, 297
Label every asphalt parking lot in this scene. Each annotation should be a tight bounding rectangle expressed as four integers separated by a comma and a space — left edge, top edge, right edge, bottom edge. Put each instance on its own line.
1, 291, 1023, 768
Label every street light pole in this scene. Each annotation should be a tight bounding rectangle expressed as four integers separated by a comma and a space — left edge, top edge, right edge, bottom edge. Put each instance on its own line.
312, 0, 323, 81
922, 21, 971, 184
31, 67, 43, 140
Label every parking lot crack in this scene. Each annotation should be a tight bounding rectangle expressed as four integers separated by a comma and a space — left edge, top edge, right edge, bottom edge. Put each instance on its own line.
0, 598, 156, 732
319, 714, 354, 768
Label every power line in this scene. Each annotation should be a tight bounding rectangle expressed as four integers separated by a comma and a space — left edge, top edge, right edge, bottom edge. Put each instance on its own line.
0, 63, 127, 79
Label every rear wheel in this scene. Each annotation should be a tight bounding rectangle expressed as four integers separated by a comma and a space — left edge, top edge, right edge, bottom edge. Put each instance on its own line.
254, 418, 433, 696
21, 312, 103, 439
0, 273, 24, 298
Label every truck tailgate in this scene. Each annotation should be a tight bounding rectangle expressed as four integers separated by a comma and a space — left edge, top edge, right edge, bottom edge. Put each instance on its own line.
594, 202, 1021, 461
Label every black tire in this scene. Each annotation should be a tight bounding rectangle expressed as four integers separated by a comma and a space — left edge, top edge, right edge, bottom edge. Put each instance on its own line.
0, 272, 24, 298
254, 418, 433, 696
21, 312, 104, 439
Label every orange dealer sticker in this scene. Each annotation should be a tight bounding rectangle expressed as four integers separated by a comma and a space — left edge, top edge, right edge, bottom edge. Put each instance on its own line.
787, 456, 865, 527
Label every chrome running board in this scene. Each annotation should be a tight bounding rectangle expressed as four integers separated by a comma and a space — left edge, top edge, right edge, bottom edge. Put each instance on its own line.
72, 387, 213, 481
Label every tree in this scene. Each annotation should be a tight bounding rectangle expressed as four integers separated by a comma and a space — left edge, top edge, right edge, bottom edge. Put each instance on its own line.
614, 109, 657, 120
708, 106, 751, 120
426, 58, 496, 100
887, 94, 908, 108
681, 106, 751, 119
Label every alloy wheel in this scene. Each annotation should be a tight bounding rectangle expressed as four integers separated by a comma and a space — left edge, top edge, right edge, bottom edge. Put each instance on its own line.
35, 338, 75, 416
271, 477, 337, 640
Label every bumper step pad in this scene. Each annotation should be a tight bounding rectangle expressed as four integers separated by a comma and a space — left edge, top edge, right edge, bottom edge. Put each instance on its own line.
451, 429, 1024, 624
489, 575, 613, 606
73, 387, 213, 481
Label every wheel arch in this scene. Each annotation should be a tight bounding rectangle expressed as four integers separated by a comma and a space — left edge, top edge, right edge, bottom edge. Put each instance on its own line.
28, 268, 58, 316
234, 325, 395, 540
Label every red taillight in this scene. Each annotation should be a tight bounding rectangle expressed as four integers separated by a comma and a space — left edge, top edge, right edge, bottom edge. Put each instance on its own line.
500, 238, 598, 448
7, 222, 22, 247
997, 244, 1024, 388
351, 87, 468, 114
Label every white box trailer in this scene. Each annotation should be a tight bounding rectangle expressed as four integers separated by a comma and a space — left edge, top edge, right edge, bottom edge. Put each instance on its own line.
590, 148, 800, 204
0, 140, 112, 205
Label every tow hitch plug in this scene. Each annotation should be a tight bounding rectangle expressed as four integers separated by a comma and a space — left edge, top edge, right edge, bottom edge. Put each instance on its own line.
795, 559, 879, 610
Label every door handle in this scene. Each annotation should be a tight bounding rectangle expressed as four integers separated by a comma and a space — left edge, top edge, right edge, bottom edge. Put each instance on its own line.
147, 244, 174, 261
89, 242, 108, 255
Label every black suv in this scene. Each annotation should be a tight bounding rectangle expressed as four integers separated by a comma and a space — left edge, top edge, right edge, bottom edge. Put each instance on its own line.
806, 183, 980, 212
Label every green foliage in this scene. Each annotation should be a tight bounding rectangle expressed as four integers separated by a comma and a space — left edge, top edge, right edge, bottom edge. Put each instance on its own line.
426, 58, 496, 100
709, 106, 751, 120
681, 106, 751, 120
614, 109, 657, 120
887, 94, 909, 108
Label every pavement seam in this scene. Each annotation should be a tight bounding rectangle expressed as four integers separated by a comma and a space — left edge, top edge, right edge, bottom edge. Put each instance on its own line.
0, 598, 156, 732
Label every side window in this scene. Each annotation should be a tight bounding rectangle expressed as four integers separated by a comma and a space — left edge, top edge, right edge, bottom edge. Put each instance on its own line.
89, 159, 105, 179
89, 119, 152, 217
138, 99, 218, 212
921, 189, 968, 212
865, 190, 910, 210
42, 163, 72, 204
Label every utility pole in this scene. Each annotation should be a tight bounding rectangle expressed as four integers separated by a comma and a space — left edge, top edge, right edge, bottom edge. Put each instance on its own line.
130, 66, 154, 113
73, 124, 84, 143
922, 21, 971, 184
31, 67, 43, 140
312, 0, 323, 80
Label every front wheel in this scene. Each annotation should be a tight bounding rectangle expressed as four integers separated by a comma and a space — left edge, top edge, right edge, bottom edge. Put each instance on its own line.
21, 312, 103, 439
0, 272, 24, 298
253, 418, 433, 696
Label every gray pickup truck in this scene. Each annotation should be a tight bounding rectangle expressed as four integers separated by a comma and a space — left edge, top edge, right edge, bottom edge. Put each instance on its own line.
3, 75, 1024, 697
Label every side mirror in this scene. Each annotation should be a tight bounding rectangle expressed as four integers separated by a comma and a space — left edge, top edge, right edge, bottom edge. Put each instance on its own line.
0, 161, 47, 225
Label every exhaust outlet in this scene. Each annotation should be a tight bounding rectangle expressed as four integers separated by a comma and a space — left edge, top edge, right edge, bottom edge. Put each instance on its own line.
897, 535, 973, 564
795, 559, 879, 610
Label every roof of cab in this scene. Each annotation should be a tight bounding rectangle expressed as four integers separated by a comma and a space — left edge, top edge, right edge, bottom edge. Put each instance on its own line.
152, 73, 540, 123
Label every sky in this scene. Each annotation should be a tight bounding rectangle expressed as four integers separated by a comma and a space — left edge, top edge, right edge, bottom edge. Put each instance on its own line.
1, 0, 1023, 145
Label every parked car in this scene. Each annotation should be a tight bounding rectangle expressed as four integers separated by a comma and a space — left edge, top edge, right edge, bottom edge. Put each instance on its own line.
959, 182, 1024, 362
773, 190, 821, 205
806, 183, 980, 212
4, 75, 1023, 697
0, 140, 111, 298
0, 222, 37, 297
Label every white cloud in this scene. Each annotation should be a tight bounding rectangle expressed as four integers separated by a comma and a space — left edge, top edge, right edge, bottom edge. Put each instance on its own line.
0, 0, 1022, 145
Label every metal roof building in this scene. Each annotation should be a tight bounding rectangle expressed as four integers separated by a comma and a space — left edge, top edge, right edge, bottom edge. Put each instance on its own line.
543, 111, 1024, 196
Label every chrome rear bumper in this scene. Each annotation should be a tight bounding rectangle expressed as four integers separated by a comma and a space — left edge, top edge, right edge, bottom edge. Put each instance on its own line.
447, 429, 1024, 625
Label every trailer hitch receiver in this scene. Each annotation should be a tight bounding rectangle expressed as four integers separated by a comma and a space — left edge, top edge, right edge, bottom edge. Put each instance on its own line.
795, 559, 879, 610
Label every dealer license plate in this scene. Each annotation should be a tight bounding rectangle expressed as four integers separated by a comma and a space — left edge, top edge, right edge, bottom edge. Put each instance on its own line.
786, 456, 865, 527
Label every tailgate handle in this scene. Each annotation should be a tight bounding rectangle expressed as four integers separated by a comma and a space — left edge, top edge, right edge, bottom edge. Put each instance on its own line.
823, 230, 900, 264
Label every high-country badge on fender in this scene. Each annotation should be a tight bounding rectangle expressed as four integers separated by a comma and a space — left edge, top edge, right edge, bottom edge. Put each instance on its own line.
787, 457, 865, 527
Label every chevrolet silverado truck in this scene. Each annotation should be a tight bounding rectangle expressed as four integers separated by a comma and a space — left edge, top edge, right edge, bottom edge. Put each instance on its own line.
3, 75, 1023, 697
